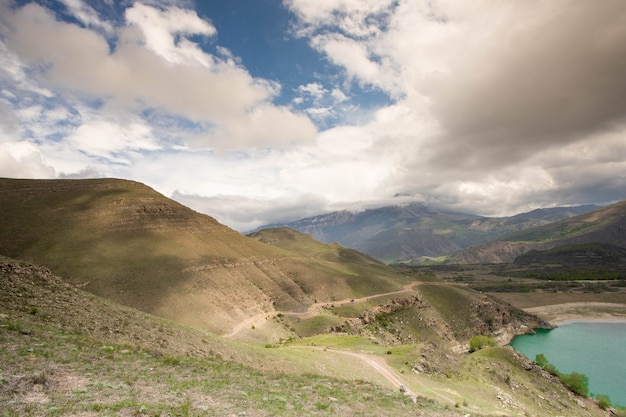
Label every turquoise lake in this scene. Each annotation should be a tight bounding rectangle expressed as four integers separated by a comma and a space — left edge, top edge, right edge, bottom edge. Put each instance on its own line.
510, 321, 626, 407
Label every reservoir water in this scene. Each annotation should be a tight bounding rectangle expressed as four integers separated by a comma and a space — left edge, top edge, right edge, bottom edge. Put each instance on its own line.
510, 321, 626, 407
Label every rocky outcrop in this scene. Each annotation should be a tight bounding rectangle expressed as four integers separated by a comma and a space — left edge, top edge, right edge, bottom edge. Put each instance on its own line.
469, 298, 552, 345
328, 291, 551, 349
329, 295, 428, 335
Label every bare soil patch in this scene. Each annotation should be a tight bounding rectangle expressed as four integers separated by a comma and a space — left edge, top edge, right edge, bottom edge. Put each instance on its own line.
524, 302, 626, 325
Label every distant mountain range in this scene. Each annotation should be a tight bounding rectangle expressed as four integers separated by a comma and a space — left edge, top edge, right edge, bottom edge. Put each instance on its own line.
251, 203, 600, 264
448, 199, 626, 264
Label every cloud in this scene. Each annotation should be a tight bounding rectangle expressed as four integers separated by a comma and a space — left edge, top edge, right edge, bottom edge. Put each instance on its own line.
125, 2, 216, 65
65, 116, 161, 163
286, 0, 396, 38
58, 0, 114, 33
280, 0, 626, 218
297, 82, 327, 101
1, 2, 316, 152
171, 191, 331, 232
1, 0, 625, 230
0, 141, 55, 178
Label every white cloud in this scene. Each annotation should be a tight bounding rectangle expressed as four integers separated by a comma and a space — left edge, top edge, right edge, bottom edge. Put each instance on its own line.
172, 191, 330, 232
0, 2, 316, 154
297, 82, 327, 101
0, 40, 53, 98
0, 141, 55, 178
286, 0, 396, 37
59, 0, 114, 33
1, 0, 625, 231
125, 2, 216, 66
65, 116, 161, 163
330, 88, 348, 103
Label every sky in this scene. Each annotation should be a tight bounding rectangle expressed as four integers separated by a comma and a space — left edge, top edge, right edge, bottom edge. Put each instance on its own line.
1, 0, 626, 232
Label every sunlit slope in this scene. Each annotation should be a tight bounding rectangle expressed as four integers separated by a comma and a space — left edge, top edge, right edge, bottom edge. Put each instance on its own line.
1, 257, 606, 417
0, 257, 443, 416
0, 178, 406, 333
247, 227, 405, 296
447, 199, 626, 264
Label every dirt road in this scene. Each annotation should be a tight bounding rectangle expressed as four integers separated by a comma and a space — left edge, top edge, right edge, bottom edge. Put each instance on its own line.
288, 346, 419, 399
223, 281, 425, 338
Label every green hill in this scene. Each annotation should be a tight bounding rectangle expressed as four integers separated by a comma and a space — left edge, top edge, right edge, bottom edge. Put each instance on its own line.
0, 257, 449, 416
0, 178, 406, 335
0, 257, 608, 416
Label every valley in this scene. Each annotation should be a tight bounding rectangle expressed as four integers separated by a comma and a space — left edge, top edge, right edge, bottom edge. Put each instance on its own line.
1, 178, 625, 416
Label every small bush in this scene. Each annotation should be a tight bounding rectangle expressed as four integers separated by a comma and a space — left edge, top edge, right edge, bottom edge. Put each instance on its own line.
469, 335, 496, 352
596, 394, 612, 410
560, 372, 588, 397
534, 353, 548, 368
535, 354, 589, 397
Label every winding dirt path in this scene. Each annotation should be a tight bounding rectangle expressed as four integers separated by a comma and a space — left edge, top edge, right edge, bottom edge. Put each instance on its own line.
223, 281, 425, 338
288, 346, 419, 399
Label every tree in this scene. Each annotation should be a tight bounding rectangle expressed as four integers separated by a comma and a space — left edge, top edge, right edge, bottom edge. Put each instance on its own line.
561, 372, 589, 397
534, 353, 548, 368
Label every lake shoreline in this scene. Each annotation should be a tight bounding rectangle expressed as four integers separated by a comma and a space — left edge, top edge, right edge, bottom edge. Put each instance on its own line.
524, 302, 626, 326
510, 317, 626, 408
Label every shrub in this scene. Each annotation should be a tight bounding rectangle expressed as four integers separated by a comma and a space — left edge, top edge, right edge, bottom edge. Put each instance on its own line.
534, 354, 589, 397
469, 335, 496, 352
596, 394, 612, 410
535, 353, 558, 376
560, 372, 589, 397
534, 353, 548, 368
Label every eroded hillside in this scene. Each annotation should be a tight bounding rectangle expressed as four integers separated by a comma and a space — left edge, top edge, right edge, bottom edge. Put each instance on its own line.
1, 257, 610, 417
0, 178, 407, 334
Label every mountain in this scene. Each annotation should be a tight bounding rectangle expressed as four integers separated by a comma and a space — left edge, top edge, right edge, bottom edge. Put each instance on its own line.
252, 202, 600, 264
447, 200, 626, 264
0, 178, 405, 335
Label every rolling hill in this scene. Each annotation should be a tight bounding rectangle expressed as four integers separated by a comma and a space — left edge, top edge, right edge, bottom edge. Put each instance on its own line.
252, 202, 599, 264
0, 178, 616, 416
447, 200, 626, 264
0, 256, 455, 416
0, 178, 406, 335
2, 256, 609, 416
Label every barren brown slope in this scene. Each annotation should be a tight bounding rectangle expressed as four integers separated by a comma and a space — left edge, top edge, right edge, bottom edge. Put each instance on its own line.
0, 178, 406, 334
447, 199, 626, 264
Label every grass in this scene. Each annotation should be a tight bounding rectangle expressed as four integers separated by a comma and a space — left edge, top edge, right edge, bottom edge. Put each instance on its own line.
0, 178, 410, 335
289, 334, 389, 353
1, 257, 615, 417
0, 316, 425, 417
287, 315, 345, 337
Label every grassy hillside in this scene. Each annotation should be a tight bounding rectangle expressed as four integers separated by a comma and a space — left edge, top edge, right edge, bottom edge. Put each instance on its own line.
0, 257, 457, 417
1, 257, 611, 416
0, 178, 408, 335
